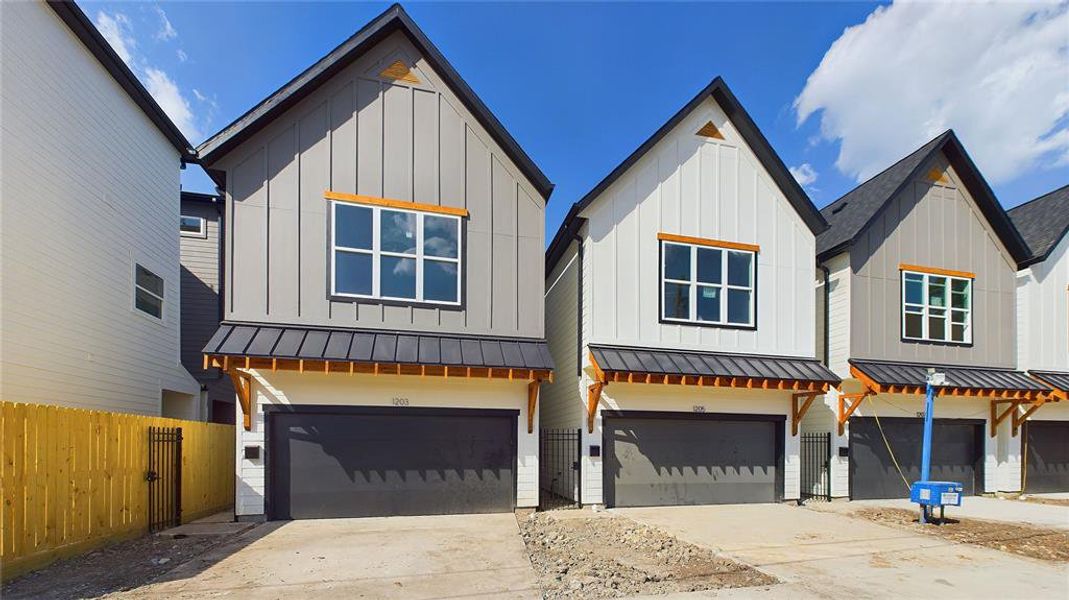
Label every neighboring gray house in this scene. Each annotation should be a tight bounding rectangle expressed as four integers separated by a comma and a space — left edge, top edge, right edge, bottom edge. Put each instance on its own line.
1009, 185, 1069, 494
805, 131, 1045, 500
180, 191, 234, 424
540, 78, 839, 509
0, 0, 200, 416
196, 4, 554, 520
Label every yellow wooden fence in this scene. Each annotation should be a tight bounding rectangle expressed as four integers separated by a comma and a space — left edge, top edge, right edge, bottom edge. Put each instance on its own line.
1, 402, 235, 581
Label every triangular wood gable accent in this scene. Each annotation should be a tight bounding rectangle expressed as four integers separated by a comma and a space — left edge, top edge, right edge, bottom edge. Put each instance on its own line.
696, 121, 724, 140
379, 59, 420, 84
926, 166, 952, 186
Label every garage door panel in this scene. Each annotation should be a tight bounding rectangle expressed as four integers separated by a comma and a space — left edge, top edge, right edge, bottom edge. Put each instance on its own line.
850, 417, 982, 500
1026, 421, 1069, 493
269, 409, 515, 519
604, 416, 782, 508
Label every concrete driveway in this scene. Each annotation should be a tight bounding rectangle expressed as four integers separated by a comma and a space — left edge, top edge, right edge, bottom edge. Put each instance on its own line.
617, 504, 1068, 600
829, 496, 1069, 530
115, 513, 540, 599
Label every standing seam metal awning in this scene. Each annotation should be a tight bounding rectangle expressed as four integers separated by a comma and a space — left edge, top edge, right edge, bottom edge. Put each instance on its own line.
849, 359, 1048, 396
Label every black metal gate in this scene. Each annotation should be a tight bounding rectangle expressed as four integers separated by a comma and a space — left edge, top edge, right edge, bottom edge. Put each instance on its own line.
539, 428, 581, 509
801, 432, 831, 502
148, 426, 182, 532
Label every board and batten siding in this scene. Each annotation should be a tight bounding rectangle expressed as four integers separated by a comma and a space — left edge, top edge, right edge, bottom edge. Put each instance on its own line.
0, 2, 198, 414
541, 241, 583, 431
216, 31, 545, 338
1016, 232, 1068, 372
580, 96, 816, 357
849, 155, 1017, 368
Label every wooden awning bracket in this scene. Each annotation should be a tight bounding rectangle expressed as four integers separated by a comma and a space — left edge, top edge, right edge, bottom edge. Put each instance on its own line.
587, 382, 605, 433
791, 392, 821, 436
527, 380, 539, 434
228, 369, 254, 431
989, 399, 1019, 437
837, 392, 872, 436
1012, 396, 1048, 437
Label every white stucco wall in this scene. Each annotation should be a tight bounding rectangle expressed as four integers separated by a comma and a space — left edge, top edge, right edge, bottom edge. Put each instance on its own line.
579, 376, 801, 506
234, 371, 538, 517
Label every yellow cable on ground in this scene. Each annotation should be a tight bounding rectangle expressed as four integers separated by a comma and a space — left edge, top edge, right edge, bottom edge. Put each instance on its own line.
868, 396, 911, 492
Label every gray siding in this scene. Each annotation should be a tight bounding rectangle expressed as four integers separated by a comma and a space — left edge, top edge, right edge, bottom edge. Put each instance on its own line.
179, 199, 233, 407
217, 31, 546, 338
849, 152, 1017, 367
541, 241, 583, 431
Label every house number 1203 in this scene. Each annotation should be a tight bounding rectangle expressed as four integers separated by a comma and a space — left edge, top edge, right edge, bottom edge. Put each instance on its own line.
392, 397, 410, 406
692, 405, 706, 413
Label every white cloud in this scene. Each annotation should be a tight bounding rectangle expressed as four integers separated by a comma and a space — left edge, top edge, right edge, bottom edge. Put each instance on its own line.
789, 163, 818, 187
95, 11, 135, 65
154, 6, 177, 41
144, 67, 201, 141
176, 49, 188, 63
796, 1, 1069, 184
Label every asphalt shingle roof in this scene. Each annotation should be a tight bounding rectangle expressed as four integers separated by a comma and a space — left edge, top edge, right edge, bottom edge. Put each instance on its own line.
1007, 184, 1069, 266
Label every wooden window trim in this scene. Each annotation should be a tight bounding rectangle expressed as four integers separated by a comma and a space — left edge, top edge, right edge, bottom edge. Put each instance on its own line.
325, 190, 469, 218
898, 263, 974, 280
658, 232, 759, 253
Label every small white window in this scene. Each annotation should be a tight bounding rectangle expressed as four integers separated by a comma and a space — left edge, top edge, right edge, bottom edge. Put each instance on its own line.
902, 269, 972, 344
135, 264, 164, 319
180, 215, 206, 238
331, 202, 462, 305
661, 239, 756, 327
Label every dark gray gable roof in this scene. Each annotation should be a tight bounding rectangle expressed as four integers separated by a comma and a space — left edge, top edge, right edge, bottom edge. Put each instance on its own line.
195, 3, 552, 200
180, 191, 220, 205
203, 322, 554, 371
1007, 184, 1069, 267
850, 359, 1048, 392
1029, 370, 1069, 393
590, 344, 840, 385
546, 77, 828, 273
816, 130, 1031, 264
46, 1, 194, 158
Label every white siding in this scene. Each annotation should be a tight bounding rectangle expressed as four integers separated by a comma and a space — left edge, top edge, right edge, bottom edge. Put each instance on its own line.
0, 2, 198, 414
235, 372, 538, 516
1016, 234, 1069, 372
825, 252, 852, 377
541, 241, 583, 431
581, 96, 816, 357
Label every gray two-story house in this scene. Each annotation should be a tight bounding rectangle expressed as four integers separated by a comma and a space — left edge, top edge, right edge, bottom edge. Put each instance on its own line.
196, 5, 553, 520
805, 131, 1046, 500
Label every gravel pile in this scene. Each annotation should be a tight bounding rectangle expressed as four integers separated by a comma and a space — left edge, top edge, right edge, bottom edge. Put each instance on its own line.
519, 512, 776, 599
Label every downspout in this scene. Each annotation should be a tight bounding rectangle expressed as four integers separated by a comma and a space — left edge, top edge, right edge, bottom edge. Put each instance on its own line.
574, 232, 584, 377
820, 263, 830, 366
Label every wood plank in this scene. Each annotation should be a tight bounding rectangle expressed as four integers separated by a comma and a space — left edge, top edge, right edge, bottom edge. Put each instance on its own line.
657, 232, 759, 253
325, 190, 469, 217
898, 263, 975, 280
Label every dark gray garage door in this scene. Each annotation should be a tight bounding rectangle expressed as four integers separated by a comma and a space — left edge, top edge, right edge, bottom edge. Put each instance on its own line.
267, 406, 516, 519
1025, 421, 1069, 493
850, 417, 982, 500
603, 412, 783, 508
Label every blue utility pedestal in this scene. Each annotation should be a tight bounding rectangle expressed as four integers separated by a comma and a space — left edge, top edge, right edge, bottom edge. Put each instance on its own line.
911, 373, 964, 524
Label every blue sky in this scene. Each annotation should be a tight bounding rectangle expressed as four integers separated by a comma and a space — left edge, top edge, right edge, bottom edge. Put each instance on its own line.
84, 2, 1069, 241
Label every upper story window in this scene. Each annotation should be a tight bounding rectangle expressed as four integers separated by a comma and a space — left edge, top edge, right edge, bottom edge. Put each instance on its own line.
659, 234, 757, 328
330, 198, 462, 306
901, 265, 973, 344
180, 215, 206, 238
134, 264, 164, 320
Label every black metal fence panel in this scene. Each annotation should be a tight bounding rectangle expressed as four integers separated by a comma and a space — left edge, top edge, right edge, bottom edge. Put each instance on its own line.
539, 428, 581, 510
801, 431, 831, 502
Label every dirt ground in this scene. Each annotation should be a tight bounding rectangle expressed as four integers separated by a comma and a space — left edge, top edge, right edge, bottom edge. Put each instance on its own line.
1018, 495, 1069, 508
2, 532, 232, 600
518, 511, 775, 599
855, 507, 1069, 563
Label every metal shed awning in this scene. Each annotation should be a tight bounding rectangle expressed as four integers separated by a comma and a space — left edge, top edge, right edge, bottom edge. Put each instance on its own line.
203, 323, 553, 432
1029, 371, 1069, 400
846, 359, 1053, 438
585, 345, 840, 435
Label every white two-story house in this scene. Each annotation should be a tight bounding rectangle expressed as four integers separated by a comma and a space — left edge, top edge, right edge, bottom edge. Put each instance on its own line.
1009, 185, 1069, 494
541, 78, 839, 508
1, 0, 200, 416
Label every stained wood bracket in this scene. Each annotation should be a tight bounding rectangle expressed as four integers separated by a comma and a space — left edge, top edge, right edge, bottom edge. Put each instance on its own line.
989, 399, 1019, 437
228, 370, 254, 431
587, 382, 605, 433
1012, 396, 1048, 437
527, 380, 539, 434
837, 392, 871, 436
791, 392, 820, 436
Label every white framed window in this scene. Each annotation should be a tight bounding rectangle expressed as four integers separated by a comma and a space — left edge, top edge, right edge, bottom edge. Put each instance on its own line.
180, 215, 206, 238
134, 264, 165, 320
902, 269, 972, 344
331, 201, 462, 305
660, 240, 756, 327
